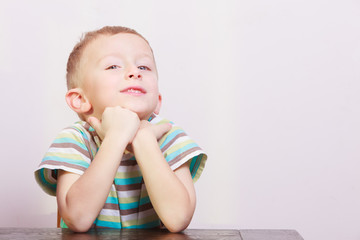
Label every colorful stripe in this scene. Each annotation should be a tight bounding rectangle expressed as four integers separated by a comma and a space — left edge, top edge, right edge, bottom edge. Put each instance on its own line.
34, 115, 207, 229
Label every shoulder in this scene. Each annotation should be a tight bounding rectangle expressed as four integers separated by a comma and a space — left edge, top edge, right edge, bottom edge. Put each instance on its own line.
34, 121, 96, 196
55, 121, 98, 144
65, 121, 93, 137
149, 114, 173, 125
152, 115, 207, 179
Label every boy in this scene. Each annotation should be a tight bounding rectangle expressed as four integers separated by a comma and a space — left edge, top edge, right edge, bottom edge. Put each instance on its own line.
35, 26, 207, 233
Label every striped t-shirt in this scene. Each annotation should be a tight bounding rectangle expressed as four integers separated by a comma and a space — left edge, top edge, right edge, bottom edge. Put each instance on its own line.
35, 114, 207, 229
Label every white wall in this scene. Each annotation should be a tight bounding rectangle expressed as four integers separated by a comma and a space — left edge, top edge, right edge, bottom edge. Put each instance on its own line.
1, 1, 359, 239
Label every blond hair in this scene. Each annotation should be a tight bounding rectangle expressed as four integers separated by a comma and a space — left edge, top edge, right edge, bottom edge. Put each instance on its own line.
66, 26, 149, 89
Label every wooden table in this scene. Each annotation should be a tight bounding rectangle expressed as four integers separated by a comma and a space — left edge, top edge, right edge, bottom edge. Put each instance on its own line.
0, 228, 304, 240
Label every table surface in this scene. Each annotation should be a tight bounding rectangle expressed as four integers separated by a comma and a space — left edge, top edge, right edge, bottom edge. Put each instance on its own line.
0, 228, 304, 240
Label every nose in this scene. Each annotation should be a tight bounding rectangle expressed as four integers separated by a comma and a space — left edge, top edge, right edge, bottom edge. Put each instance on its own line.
126, 67, 142, 80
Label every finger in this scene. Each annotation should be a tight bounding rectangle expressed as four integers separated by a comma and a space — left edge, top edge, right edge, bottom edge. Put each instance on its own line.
87, 116, 103, 138
153, 123, 172, 140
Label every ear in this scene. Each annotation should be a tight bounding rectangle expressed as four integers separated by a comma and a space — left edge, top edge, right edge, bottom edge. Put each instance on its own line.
65, 88, 92, 114
154, 93, 162, 115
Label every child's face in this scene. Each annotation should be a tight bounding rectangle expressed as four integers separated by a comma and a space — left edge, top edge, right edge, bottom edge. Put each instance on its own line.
80, 33, 161, 120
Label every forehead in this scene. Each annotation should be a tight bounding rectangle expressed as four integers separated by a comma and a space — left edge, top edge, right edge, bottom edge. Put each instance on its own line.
83, 33, 154, 62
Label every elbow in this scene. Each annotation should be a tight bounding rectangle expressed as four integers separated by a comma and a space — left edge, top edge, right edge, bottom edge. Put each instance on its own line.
167, 224, 188, 233
162, 197, 196, 233
69, 222, 92, 233
163, 212, 192, 233
62, 213, 94, 233
166, 220, 190, 233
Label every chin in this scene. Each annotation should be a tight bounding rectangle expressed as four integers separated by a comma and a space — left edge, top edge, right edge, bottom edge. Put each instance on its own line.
121, 103, 157, 121
137, 112, 153, 121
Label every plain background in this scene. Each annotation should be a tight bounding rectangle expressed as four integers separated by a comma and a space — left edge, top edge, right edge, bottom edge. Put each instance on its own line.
1, 1, 359, 239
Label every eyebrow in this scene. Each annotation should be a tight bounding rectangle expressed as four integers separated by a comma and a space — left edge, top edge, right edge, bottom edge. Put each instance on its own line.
97, 53, 154, 64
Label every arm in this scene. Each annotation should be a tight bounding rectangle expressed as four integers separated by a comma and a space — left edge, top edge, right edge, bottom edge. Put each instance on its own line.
132, 121, 197, 233
56, 107, 140, 232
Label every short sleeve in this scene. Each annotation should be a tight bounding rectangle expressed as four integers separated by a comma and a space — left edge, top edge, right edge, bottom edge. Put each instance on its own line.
151, 115, 207, 183
34, 123, 95, 196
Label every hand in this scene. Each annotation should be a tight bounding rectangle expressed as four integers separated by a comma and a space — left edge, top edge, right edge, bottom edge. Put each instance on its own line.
138, 120, 172, 140
134, 120, 172, 145
87, 106, 140, 143
125, 121, 171, 153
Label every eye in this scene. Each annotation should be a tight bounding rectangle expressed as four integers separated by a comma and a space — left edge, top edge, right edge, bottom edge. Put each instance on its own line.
106, 65, 120, 70
138, 66, 150, 71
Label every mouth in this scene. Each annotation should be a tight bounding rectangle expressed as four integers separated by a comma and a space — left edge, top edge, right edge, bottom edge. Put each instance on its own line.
120, 86, 146, 95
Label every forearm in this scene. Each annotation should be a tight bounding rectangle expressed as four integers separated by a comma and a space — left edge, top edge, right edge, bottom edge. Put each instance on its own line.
133, 133, 196, 232
57, 133, 128, 231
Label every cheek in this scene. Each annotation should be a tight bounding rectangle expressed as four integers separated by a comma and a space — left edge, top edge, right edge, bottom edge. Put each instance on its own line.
98, 76, 118, 88
90, 80, 119, 100
90, 81, 117, 103
147, 78, 159, 92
